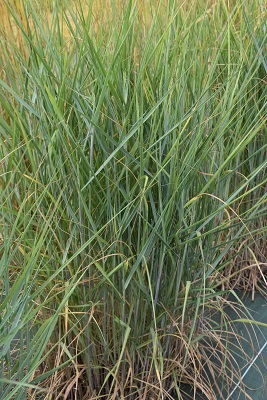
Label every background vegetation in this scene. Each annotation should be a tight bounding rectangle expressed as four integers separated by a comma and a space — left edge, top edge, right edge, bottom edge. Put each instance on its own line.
1, 0, 267, 399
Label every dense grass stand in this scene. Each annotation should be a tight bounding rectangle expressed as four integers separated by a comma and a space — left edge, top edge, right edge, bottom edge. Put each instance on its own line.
1, 0, 267, 399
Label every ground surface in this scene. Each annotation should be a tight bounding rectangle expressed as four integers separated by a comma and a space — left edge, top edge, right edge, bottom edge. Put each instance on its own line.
180, 290, 267, 400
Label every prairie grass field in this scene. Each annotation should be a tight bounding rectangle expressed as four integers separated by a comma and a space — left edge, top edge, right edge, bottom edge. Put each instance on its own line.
1, 0, 267, 399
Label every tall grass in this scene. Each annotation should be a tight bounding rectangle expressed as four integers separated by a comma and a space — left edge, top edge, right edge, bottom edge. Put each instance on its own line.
1, 0, 267, 399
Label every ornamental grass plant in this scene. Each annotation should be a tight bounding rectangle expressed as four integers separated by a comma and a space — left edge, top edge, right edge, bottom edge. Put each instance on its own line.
1, 0, 267, 399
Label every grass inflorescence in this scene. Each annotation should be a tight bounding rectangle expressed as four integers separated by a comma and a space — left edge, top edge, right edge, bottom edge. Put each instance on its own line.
1, 0, 267, 399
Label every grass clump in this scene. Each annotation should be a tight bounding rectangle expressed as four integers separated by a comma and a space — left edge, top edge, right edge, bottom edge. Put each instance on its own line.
1, 0, 267, 399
